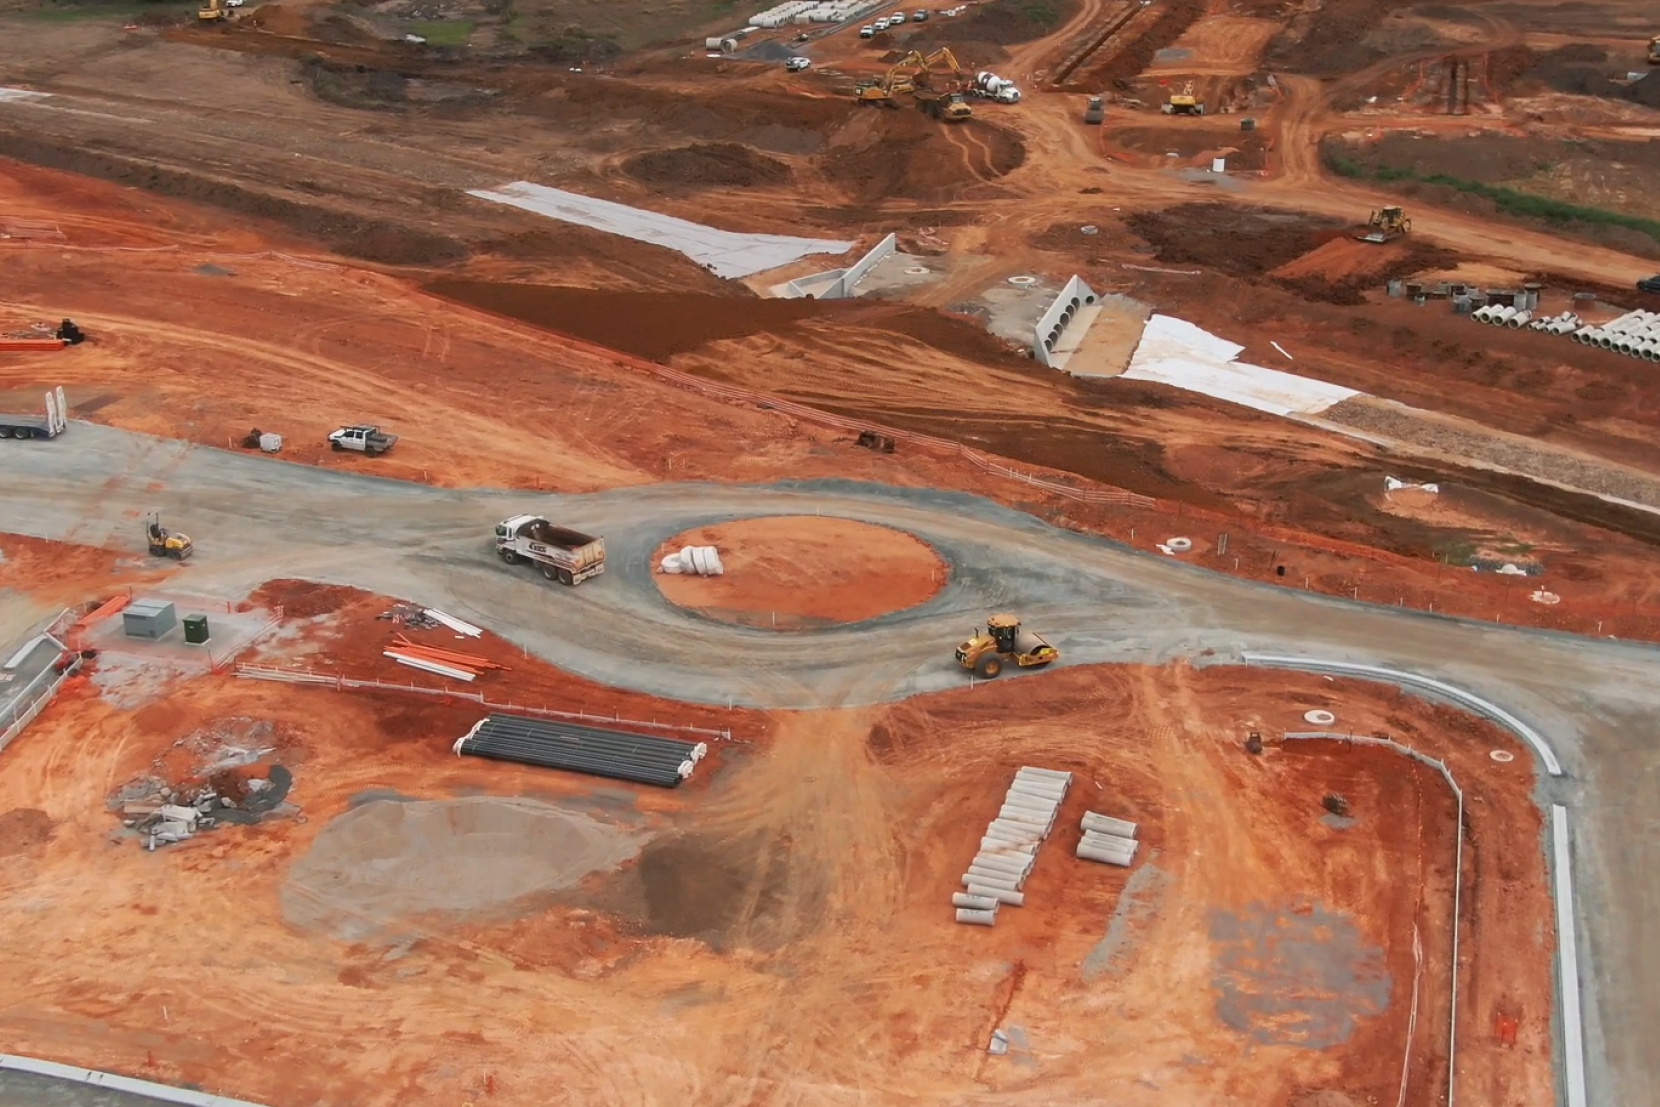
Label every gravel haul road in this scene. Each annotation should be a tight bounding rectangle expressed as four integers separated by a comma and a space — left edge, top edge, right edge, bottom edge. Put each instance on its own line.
3, 423, 1659, 1106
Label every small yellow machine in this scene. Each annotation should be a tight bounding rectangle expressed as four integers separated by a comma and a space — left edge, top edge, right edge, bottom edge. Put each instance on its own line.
954, 614, 1058, 679
146, 513, 193, 560
1358, 206, 1411, 243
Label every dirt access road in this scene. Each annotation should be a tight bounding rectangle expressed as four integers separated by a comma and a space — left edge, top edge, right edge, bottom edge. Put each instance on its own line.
0, 421, 1654, 1106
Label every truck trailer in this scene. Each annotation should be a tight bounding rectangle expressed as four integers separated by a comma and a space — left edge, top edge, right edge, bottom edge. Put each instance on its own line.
495, 515, 606, 586
0, 386, 68, 440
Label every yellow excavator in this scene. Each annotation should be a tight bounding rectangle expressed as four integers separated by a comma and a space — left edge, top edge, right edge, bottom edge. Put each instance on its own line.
854, 47, 970, 108
1358, 206, 1411, 243
146, 512, 194, 561
954, 614, 1058, 679
197, 0, 230, 21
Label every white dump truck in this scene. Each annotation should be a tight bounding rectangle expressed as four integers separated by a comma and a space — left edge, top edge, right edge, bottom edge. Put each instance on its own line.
494, 515, 606, 586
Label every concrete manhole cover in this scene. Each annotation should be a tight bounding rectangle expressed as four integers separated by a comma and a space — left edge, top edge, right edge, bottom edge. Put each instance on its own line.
1304, 709, 1336, 726
1166, 536, 1193, 552
1007, 275, 1038, 286
1490, 750, 1515, 763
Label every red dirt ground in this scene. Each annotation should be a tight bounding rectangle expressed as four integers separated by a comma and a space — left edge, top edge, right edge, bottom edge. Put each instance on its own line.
650, 516, 947, 629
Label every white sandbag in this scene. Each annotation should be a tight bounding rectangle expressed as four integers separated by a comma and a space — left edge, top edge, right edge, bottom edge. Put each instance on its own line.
705, 548, 724, 576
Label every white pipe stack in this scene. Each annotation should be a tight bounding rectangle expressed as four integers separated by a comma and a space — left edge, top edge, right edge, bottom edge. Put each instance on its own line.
954, 767, 1072, 925
1076, 809, 1140, 866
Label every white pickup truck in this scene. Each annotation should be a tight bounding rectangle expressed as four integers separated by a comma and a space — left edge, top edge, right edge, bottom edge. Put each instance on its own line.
495, 515, 606, 586
328, 424, 398, 455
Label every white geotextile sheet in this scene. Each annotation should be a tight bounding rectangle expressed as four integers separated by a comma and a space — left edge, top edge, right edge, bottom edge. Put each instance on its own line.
1123, 314, 1360, 417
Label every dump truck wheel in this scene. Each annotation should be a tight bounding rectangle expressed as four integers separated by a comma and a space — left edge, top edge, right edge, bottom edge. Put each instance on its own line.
975, 654, 1003, 678
557, 569, 574, 586
500, 549, 519, 565
541, 563, 558, 581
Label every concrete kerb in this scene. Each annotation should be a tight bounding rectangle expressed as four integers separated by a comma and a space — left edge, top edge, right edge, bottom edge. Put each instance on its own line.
1247, 656, 1582, 1107
0, 1053, 272, 1107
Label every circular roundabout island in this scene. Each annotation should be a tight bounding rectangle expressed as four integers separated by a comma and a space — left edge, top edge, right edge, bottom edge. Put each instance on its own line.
652, 516, 948, 630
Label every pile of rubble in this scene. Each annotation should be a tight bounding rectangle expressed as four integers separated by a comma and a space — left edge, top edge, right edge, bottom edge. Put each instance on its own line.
116, 765, 293, 850
377, 603, 442, 630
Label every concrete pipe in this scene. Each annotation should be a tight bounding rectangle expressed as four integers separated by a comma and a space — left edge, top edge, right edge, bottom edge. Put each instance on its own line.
987, 819, 1043, 838
1009, 779, 1066, 798
982, 828, 1038, 846
1571, 326, 1595, 343
1002, 795, 1058, 815
1470, 305, 1492, 323
962, 870, 1021, 891
1076, 844, 1135, 866
1005, 784, 1061, 803
1490, 306, 1517, 325
1018, 767, 1072, 782
965, 884, 1025, 907
1080, 813, 1137, 838
1081, 830, 1138, 852
1011, 772, 1067, 791
955, 908, 998, 927
997, 807, 1050, 826
980, 841, 1038, 858
972, 854, 1032, 876
1506, 310, 1532, 329
953, 893, 999, 910
1598, 333, 1618, 349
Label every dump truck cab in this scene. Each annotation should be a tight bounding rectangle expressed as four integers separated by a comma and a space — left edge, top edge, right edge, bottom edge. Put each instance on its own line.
955, 613, 1059, 678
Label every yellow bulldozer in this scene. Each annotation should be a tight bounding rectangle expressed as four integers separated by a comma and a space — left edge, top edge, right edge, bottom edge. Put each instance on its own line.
1358, 205, 1411, 243
954, 613, 1058, 679
146, 512, 194, 560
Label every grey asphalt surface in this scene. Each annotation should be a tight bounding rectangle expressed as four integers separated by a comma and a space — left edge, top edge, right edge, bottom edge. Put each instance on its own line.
2, 422, 1657, 1107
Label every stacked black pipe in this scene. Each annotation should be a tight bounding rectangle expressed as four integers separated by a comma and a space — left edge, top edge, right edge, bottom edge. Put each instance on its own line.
455, 714, 703, 788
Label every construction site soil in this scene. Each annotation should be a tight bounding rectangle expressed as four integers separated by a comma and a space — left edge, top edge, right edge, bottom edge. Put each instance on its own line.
650, 516, 947, 629
620, 143, 793, 189
0, 602, 1556, 1107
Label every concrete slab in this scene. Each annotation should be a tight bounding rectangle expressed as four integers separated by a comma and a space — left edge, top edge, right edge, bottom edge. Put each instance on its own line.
465, 182, 852, 280
1061, 293, 1153, 379
852, 252, 944, 297
81, 594, 276, 675
967, 282, 1061, 346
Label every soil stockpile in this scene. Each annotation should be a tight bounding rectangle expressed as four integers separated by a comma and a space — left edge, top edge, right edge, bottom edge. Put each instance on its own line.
923, 0, 1080, 60
652, 516, 947, 629
425, 281, 1026, 366
1264, 0, 1417, 77
282, 797, 643, 939
1065, 0, 1205, 91
1127, 204, 1346, 280
621, 143, 792, 189
820, 109, 1024, 204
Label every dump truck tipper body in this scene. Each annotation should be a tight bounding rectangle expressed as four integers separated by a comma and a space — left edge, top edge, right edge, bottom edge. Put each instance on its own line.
495, 515, 606, 586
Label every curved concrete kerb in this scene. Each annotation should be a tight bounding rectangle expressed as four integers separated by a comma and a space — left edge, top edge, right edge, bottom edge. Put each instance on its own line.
1240, 653, 1564, 776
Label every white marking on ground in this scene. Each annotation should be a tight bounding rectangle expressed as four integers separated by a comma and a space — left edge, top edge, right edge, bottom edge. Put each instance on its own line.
1123, 313, 1360, 417
465, 181, 853, 279
0, 87, 49, 103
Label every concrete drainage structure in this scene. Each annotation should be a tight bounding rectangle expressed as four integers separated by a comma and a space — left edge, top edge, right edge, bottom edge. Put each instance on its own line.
955, 767, 1071, 925
1484, 307, 1660, 362
777, 233, 897, 300
1076, 809, 1139, 865
1033, 275, 1100, 369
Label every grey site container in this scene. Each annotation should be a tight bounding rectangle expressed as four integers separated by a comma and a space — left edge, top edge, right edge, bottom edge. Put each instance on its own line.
122, 599, 177, 641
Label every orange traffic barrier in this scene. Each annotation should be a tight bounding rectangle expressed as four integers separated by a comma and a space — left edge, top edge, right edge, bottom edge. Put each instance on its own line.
0, 338, 67, 352
77, 594, 130, 628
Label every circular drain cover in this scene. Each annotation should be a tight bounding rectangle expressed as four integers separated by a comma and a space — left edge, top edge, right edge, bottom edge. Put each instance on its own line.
1303, 709, 1336, 726
904, 266, 930, 275
1490, 750, 1515, 763
1008, 275, 1038, 286
1166, 536, 1192, 552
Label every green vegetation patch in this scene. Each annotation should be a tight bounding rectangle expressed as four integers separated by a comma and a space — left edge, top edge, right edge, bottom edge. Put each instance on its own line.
408, 19, 474, 46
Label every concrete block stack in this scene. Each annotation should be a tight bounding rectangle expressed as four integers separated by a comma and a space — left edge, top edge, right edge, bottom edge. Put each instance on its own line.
1076, 809, 1138, 866
953, 766, 1071, 926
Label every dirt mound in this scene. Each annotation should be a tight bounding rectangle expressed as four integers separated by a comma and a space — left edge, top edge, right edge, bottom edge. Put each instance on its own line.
0, 808, 53, 857
249, 579, 363, 619
239, 3, 310, 36
547, 79, 850, 155
926, 0, 1078, 52
652, 516, 946, 629
1066, 0, 1205, 91
621, 143, 792, 189
1273, 239, 1459, 305
1264, 0, 1417, 77
1626, 70, 1660, 109
820, 109, 1024, 204
283, 797, 643, 940
1127, 204, 1345, 280
425, 281, 1026, 367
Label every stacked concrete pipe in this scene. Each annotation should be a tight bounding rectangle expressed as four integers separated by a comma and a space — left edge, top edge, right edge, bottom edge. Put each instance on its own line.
1076, 809, 1140, 866
955, 766, 1072, 925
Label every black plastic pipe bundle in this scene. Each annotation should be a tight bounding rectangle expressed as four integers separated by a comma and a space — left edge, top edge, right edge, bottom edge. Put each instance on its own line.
452, 714, 706, 788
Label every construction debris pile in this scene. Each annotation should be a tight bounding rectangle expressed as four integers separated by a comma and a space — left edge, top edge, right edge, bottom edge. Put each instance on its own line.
117, 765, 294, 850
383, 634, 507, 683
1075, 809, 1139, 866
952, 766, 1071, 927
454, 713, 708, 788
